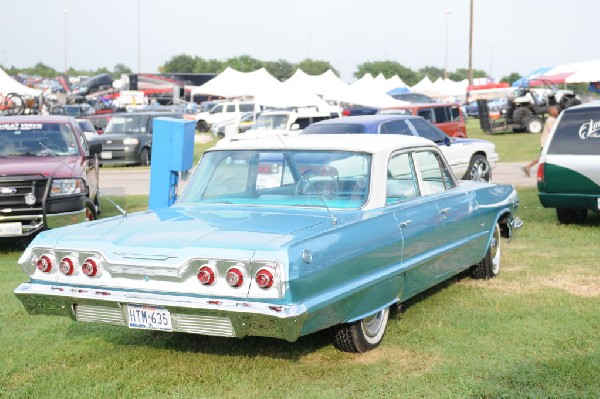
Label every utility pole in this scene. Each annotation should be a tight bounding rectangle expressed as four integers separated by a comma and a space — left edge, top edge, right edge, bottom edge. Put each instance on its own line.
468, 0, 474, 85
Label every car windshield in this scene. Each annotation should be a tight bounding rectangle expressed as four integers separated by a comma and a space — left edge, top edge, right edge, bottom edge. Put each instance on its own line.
253, 114, 289, 130
105, 115, 147, 134
179, 149, 372, 209
0, 122, 79, 157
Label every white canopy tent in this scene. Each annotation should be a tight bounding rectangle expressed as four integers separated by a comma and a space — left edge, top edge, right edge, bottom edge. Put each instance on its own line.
189, 67, 280, 98
0, 67, 41, 97
564, 59, 600, 83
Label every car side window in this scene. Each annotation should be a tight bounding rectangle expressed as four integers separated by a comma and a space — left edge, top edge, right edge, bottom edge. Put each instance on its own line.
380, 120, 413, 136
413, 151, 455, 195
209, 105, 223, 114
226, 104, 236, 112
409, 118, 446, 142
434, 107, 449, 123
417, 109, 434, 122
449, 105, 461, 121
386, 152, 419, 204
239, 103, 255, 112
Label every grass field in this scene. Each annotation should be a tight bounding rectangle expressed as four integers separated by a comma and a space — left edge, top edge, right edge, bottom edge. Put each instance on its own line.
1, 188, 599, 399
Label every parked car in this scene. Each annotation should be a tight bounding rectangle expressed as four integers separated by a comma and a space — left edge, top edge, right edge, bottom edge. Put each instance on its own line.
538, 101, 600, 224
14, 134, 521, 353
210, 111, 260, 138
91, 111, 182, 166
195, 101, 261, 132
378, 102, 467, 138
302, 115, 499, 182
79, 113, 112, 134
76, 118, 97, 141
222, 108, 334, 142
389, 92, 437, 103
341, 105, 379, 116
0, 115, 101, 242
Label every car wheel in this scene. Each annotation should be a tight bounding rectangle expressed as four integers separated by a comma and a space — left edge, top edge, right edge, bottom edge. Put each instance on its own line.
556, 208, 587, 224
94, 193, 102, 215
463, 154, 491, 182
197, 121, 208, 132
525, 116, 544, 133
333, 307, 390, 353
140, 148, 150, 166
470, 223, 501, 279
512, 107, 533, 125
84, 200, 97, 222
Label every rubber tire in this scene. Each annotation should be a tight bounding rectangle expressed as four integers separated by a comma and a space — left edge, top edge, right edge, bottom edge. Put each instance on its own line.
525, 116, 544, 134
556, 208, 587, 224
564, 98, 582, 109
140, 147, 150, 166
333, 307, 390, 353
197, 121, 208, 132
94, 193, 102, 215
84, 200, 97, 222
512, 107, 533, 125
463, 154, 491, 182
470, 223, 501, 279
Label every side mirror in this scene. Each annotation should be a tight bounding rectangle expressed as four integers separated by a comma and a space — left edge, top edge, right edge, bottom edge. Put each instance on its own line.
88, 142, 102, 156
444, 136, 452, 146
290, 123, 300, 130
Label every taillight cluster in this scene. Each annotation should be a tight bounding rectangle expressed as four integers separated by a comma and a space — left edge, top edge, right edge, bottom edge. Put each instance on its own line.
196, 263, 276, 290
35, 254, 101, 278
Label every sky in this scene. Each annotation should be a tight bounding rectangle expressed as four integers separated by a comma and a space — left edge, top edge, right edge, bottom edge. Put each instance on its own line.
0, 0, 594, 83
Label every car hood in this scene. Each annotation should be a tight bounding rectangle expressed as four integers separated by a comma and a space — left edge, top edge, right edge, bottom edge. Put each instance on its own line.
33, 205, 334, 258
0, 156, 82, 178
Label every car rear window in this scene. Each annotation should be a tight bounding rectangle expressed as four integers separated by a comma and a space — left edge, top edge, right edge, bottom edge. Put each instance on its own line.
548, 108, 600, 155
303, 123, 366, 134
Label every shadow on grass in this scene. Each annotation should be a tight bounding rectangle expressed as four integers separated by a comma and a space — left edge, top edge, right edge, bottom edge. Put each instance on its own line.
65, 318, 332, 360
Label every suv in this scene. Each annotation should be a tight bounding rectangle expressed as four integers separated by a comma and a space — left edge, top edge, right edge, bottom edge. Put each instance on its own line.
378, 102, 467, 138
0, 115, 101, 241
196, 101, 261, 132
92, 111, 182, 166
537, 101, 600, 224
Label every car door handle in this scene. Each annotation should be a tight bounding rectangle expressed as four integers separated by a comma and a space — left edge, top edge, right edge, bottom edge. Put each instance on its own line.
439, 208, 451, 219
399, 220, 412, 228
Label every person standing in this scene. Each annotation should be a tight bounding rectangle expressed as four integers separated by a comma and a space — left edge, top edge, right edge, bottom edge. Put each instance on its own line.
522, 105, 559, 177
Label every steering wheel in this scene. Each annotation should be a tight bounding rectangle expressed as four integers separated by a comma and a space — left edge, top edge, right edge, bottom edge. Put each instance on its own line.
295, 168, 339, 199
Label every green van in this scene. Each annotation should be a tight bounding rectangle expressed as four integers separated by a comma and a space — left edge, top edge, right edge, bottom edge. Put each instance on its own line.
538, 101, 600, 224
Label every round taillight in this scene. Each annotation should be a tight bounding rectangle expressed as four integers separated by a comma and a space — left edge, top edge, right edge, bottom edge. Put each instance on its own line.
197, 265, 216, 286
82, 258, 99, 277
255, 268, 274, 289
225, 268, 244, 288
36, 255, 53, 273
59, 257, 75, 275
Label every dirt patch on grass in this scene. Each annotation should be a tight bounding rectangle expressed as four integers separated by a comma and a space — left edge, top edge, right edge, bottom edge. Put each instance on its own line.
538, 274, 600, 297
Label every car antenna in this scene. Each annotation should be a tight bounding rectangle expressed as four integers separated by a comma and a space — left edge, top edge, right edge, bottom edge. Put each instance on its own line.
275, 134, 337, 227
98, 190, 127, 218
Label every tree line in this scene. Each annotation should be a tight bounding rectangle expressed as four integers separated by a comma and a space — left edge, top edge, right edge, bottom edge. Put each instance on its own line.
2, 55, 523, 86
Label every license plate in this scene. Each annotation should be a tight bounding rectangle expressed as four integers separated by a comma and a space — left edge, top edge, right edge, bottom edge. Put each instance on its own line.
127, 304, 172, 331
101, 151, 112, 159
0, 222, 22, 237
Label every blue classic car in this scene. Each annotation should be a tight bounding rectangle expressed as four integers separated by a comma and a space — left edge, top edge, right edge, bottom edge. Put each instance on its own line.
15, 135, 521, 353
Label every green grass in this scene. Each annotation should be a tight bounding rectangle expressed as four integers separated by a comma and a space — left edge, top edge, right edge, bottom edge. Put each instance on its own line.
465, 118, 541, 163
1, 189, 599, 398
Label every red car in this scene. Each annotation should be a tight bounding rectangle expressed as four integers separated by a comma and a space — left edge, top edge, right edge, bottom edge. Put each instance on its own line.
0, 115, 102, 242
379, 102, 467, 138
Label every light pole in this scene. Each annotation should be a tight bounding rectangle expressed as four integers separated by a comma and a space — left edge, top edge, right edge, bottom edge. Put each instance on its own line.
64, 8, 68, 73
468, 0, 474, 85
444, 11, 451, 79
137, 0, 141, 73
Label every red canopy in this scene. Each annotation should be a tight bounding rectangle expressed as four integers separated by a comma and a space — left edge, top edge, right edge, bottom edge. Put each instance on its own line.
528, 72, 574, 86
